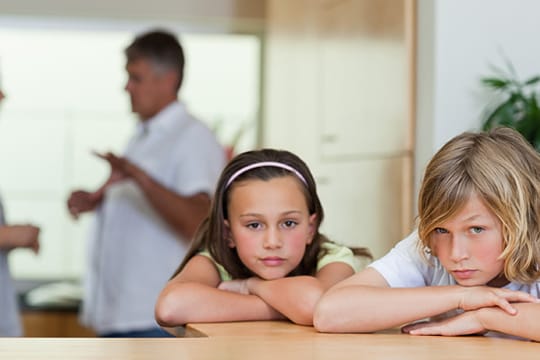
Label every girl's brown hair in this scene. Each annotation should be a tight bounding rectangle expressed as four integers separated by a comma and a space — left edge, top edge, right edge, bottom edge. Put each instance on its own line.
174, 149, 367, 278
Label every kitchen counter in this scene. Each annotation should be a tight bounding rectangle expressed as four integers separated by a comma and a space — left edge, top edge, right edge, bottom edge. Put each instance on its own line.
15, 278, 95, 337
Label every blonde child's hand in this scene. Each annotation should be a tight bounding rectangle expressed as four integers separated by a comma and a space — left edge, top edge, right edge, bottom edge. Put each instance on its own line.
218, 279, 250, 295
402, 311, 486, 337
458, 286, 538, 315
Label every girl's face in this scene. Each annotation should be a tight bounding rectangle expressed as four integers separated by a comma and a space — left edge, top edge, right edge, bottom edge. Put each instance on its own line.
225, 176, 316, 280
430, 193, 506, 287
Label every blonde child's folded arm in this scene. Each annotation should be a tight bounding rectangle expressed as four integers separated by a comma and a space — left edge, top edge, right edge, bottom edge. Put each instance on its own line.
402, 301, 540, 341
246, 261, 355, 326
155, 255, 282, 326
314, 267, 536, 333
314, 268, 453, 333
476, 302, 540, 341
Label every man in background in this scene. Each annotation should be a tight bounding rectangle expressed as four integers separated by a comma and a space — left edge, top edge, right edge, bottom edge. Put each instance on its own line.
0, 87, 41, 337
67, 29, 225, 337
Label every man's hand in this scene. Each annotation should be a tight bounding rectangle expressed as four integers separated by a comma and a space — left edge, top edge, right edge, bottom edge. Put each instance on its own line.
67, 151, 137, 219
67, 190, 102, 219
93, 151, 150, 185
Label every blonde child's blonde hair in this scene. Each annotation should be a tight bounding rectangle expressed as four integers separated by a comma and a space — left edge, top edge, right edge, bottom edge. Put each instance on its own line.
418, 127, 540, 284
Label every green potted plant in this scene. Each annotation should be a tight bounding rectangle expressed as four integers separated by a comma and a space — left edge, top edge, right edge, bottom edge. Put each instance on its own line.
481, 61, 540, 150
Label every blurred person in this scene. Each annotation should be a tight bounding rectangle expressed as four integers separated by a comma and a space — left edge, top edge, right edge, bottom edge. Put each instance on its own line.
67, 29, 225, 337
0, 87, 41, 336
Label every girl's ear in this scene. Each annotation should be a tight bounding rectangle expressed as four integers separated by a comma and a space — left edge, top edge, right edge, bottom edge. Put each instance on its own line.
306, 214, 317, 245
223, 220, 235, 248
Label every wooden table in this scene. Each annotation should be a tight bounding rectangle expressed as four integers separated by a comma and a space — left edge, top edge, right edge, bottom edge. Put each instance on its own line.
1, 321, 538, 359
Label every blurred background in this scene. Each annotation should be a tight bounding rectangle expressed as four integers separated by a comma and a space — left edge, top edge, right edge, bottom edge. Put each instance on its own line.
1, 1, 539, 333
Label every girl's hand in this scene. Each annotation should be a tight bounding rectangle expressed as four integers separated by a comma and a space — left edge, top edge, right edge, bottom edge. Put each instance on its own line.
218, 279, 250, 295
458, 286, 538, 315
402, 311, 486, 337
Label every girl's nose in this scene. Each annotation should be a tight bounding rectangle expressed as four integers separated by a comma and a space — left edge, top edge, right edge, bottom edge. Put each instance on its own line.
263, 228, 282, 249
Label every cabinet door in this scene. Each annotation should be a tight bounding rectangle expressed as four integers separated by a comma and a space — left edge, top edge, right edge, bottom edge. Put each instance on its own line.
263, 0, 321, 165
22, 311, 95, 337
316, 157, 412, 259
318, 0, 410, 158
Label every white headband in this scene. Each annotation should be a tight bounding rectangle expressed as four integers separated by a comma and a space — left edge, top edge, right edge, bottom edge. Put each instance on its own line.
225, 161, 308, 188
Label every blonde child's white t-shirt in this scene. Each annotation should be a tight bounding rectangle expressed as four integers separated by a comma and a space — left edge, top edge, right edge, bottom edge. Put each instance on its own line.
369, 231, 540, 339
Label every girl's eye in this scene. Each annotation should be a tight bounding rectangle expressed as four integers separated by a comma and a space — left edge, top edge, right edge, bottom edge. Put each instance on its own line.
282, 220, 298, 229
247, 222, 262, 230
470, 226, 484, 234
433, 227, 448, 234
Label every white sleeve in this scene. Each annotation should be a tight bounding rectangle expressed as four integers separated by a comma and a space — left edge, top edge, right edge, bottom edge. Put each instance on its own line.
368, 231, 432, 288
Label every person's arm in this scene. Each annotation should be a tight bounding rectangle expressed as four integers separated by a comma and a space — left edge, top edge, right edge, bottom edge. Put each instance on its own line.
67, 155, 126, 218
0, 225, 40, 253
96, 152, 209, 241
403, 302, 540, 341
155, 255, 283, 326
314, 267, 539, 333
238, 262, 355, 326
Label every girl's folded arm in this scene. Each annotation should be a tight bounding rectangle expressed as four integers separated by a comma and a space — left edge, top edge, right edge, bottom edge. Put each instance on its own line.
247, 262, 355, 326
155, 255, 281, 326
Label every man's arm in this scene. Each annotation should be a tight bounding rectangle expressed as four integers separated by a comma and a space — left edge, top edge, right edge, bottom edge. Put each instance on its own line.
96, 152, 210, 241
129, 170, 210, 241
67, 155, 127, 218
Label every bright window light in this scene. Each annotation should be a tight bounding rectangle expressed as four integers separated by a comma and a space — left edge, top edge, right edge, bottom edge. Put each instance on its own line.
0, 21, 260, 279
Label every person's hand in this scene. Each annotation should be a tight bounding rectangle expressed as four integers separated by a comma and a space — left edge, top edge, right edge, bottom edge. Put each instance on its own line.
2, 225, 40, 254
401, 311, 486, 337
218, 279, 250, 295
457, 286, 538, 315
93, 151, 146, 184
67, 190, 101, 219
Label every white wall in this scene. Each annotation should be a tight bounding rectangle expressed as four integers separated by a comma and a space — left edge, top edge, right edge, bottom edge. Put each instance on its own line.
415, 0, 540, 202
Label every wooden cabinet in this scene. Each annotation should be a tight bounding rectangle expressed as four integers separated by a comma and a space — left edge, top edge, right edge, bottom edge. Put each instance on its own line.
319, 0, 410, 159
22, 311, 95, 337
316, 157, 412, 258
264, 0, 415, 257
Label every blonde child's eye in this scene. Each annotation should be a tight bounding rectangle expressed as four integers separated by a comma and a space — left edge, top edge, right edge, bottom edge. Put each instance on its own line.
433, 227, 448, 234
470, 226, 484, 234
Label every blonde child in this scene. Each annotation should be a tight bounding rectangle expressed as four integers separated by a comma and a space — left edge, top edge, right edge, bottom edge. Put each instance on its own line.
156, 149, 366, 326
315, 127, 540, 341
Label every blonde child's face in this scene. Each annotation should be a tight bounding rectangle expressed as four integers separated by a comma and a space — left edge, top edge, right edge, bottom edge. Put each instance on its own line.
430, 193, 506, 287
225, 176, 316, 280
